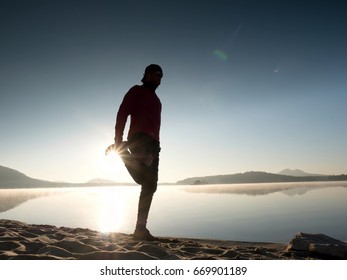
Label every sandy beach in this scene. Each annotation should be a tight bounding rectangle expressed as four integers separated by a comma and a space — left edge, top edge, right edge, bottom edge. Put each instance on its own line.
0, 219, 325, 260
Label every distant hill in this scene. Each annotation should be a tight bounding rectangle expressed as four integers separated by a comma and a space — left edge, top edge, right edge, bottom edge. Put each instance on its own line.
177, 171, 347, 185
0, 165, 55, 188
2, 165, 346, 189
0, 165, 134, 189
278, 169, 325, 177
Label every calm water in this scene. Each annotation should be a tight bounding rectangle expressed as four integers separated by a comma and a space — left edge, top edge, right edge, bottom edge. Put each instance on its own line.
1, 181, 347, 243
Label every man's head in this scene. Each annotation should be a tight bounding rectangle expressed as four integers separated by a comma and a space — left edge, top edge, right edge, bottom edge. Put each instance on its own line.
141, 64, 163, 89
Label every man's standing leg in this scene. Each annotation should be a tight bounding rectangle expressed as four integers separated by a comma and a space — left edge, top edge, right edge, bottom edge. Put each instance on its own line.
128, 133, 160, 241
133, 152, 159, 240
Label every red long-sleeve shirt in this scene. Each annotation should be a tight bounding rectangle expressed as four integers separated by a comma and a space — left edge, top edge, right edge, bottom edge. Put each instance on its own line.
115, 85, 162, 144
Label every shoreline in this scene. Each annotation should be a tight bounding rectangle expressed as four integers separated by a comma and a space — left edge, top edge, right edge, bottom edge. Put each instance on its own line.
0, 219, 325, 260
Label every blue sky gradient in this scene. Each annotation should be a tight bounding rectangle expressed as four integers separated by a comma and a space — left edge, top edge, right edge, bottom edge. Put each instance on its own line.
1, 0, 346, 183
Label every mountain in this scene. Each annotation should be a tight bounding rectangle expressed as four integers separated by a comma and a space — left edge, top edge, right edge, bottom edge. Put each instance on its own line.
177, 171, 347, 185
2, 165, 346, 189
0, 165, 134, 188
278, 169, 325, 177
0, 165, 55, 188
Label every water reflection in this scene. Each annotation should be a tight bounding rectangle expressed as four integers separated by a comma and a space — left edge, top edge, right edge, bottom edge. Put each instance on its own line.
181, 181, 347, 196
0, 188, 52, 213
0, 186, 140, 234
96, 187, 138, 233
1, 182, 347, 243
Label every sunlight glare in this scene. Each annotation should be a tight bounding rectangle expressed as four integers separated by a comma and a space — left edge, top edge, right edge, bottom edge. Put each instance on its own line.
105, 150, 123, 167
97, 146, 126, 179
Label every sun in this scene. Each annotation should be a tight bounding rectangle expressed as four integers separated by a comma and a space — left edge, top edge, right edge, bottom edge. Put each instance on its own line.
96, 144, 128, 181
103, 149, 123, 170
106, 149, 120, 162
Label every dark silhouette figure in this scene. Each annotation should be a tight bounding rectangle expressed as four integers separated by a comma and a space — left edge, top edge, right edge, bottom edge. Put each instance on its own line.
112, 64, 163, 241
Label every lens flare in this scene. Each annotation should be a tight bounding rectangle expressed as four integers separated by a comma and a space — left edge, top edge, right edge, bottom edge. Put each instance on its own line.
97, 145, 128, 182
213, 49, 228, 62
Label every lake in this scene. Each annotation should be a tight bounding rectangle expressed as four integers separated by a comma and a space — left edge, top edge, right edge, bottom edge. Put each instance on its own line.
1, 181, 347, 243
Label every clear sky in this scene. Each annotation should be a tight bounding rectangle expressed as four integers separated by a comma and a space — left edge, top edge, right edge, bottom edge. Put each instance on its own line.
1, 0, 346, 183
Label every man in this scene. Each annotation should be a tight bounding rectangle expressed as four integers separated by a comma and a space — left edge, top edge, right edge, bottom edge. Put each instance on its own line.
114, 64, 163, 241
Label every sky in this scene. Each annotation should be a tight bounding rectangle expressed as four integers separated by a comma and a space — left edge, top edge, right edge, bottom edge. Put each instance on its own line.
1, 0, 346, 183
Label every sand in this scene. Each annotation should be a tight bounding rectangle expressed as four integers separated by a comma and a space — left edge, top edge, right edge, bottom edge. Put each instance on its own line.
0, 219, 305, 260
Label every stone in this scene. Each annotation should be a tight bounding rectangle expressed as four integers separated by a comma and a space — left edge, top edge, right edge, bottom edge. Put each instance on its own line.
286, 232, 347, 259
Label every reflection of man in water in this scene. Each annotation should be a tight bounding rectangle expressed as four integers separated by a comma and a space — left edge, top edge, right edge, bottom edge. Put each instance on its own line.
114, 64, 163, 241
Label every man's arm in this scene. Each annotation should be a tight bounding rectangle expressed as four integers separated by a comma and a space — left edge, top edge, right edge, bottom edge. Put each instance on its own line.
114, 89, 135, 148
